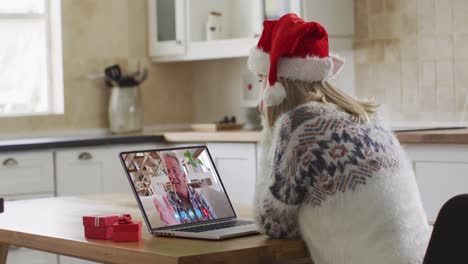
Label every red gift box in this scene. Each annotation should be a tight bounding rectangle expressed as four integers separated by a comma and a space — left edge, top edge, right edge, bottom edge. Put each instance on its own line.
82, 214, 119, 240
113, 214, 142, 242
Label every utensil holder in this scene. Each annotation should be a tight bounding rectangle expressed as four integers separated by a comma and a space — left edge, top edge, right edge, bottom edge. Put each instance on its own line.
108, 86, 143, 133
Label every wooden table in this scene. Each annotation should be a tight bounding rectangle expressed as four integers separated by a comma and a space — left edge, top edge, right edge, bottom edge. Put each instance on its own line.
0, 194, 309, 264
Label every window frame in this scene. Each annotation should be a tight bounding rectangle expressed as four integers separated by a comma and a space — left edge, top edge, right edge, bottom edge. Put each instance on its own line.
0, 0, 63, 117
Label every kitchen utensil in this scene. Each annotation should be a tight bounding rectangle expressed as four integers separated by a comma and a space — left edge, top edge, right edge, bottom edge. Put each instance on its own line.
134, 68, 148, 84
105, 64, 122, 82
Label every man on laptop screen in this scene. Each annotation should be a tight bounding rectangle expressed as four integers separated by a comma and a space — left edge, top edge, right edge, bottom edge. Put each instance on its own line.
121, 147, 236, 229
153, 151, 216, 225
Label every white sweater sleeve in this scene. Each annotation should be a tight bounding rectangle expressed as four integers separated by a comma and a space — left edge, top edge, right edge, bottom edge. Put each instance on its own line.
255, 117, 308, 239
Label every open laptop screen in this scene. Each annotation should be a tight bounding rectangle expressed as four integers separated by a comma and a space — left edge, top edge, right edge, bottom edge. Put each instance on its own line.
120, 146, 236, 230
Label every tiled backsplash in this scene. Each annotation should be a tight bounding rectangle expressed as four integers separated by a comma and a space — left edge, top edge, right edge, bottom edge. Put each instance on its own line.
354, 0, 468, 122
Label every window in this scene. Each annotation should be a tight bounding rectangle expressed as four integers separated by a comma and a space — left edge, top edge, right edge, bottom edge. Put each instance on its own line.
0, 0, 63, 116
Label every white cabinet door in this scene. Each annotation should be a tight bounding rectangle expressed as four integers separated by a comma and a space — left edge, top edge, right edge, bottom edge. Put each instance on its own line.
206, 143, 256, 208
0, 152, 54, 196
148, 0, 186, 57
56, 144, 163, 196
56, 148, 107, 196
405, 144, 468, 221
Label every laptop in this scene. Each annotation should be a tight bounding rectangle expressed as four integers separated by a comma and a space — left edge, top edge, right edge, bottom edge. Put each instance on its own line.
119, 145, 258, 240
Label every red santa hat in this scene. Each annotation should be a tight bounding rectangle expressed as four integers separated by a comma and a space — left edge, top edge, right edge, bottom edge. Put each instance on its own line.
248, 13, 345, 107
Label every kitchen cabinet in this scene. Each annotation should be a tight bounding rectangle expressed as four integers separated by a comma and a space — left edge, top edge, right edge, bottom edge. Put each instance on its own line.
0, 151, 54, 197
148, 0, 186, 57
56, 144, 162, 197
206, 143, 257, 209
404, 144, 468, 222
147, 0, 300, 62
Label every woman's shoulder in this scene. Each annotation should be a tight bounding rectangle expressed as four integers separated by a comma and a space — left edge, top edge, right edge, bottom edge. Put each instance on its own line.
273, 101, 350, 134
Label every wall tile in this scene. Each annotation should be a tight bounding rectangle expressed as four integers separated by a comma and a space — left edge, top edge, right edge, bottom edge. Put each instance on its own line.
436, 85, 456, 116
370, 0, 385, 14
418, 36, 436, 60
401, 0, 418, 11
128, 0, 149, 57
369, 40, 385, 63
419, 85, 438, 113
355, 64, 374, 98
401, 8, 418, 36
62, 0, 129, 60
454, 0, 468, 33
384, 40, 401, 62
355, 12, 369, 40
435, 0, 453, 34
418, 0, 436, 36
354, 41, 370, 64
354, 0, 465, 122
400, 36, 419, 60
401, 60, 419, 90
452, 61, 468, 114
435, 36, 453, 60
419, 61, 436, 87
436, 60, 454, 87
369, 13, 401, 40
384, 0, 400, 12
454, 34, 468, 59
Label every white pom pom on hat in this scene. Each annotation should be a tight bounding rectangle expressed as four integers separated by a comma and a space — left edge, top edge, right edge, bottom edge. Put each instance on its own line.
248, 13, 345, 107
263, 82, 287, 107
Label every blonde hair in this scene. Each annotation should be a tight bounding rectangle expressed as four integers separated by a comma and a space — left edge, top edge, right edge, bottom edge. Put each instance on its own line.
262, 78, 378, 127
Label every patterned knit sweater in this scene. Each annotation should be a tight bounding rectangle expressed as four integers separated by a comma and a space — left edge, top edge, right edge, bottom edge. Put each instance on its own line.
255, 101, 430, 264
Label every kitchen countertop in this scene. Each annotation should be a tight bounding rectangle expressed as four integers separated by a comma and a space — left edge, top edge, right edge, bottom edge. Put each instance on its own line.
0, 128, 468, 152
395, 128, 468, 144
0, 133, 165, 152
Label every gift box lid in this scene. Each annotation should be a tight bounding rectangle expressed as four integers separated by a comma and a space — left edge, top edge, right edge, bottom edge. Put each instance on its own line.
114, 221, 142, 232
83, 214, 119, 227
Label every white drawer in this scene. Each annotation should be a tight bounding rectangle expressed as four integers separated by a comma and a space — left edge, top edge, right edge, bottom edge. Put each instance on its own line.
0, 152, 54, 196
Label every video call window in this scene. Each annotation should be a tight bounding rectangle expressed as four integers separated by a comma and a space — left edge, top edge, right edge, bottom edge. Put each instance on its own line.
121, 147, 236, 229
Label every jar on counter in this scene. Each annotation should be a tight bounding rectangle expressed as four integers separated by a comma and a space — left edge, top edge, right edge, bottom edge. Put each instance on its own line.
108, 85, 143, 133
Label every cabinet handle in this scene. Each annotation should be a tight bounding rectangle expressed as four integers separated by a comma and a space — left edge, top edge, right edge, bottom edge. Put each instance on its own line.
2, 158, 18, 167
176, 40, 183, 45
78, 152, 93, 161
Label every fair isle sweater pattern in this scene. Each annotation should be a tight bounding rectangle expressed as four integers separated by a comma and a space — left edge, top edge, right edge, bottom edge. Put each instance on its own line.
256, 102, 402, 238
269, 105, 400, 208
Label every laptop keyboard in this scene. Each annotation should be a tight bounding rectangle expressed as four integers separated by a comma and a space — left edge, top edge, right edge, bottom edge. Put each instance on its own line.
175, 220, 254, 233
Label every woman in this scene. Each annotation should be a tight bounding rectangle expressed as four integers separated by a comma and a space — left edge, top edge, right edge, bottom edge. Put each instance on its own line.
249, 14, 431, 263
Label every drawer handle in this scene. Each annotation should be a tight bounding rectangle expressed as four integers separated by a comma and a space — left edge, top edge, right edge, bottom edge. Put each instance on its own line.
2, 158, 18, 167
78, 152, 93, 160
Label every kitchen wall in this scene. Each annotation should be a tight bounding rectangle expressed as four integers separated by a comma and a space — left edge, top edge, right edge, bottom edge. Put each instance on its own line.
192, 58, 247, 123
354, 0, 468, 122
0, 0, 193, 136
191, 38, 356, 124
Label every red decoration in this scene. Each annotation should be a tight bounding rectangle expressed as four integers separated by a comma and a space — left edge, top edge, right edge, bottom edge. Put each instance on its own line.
82, 214, 120, 240
113, 214, 142, 242
256, 14, 329, 87
247, 13, 345, 106
247, 83, 253, 90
